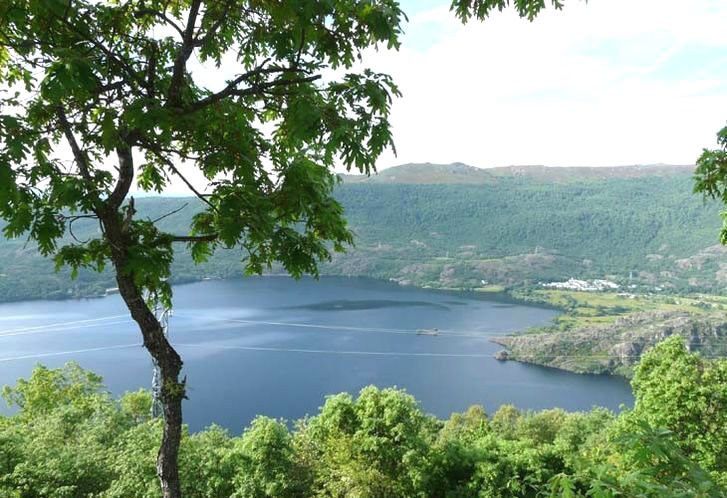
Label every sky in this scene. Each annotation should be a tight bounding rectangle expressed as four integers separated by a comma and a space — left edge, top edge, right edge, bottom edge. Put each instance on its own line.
365, 0, 727, 169
145, 0, 727, 194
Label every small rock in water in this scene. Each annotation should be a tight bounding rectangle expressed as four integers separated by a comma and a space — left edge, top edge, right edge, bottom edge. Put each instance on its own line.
495, 350, 509, 361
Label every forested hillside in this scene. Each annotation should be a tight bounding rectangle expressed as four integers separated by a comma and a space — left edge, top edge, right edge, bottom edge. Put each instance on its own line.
329, 165, 723, 290
0, 164, 723, 302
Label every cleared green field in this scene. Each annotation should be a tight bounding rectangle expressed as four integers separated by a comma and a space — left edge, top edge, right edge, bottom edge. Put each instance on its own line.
514, 289, 727, 330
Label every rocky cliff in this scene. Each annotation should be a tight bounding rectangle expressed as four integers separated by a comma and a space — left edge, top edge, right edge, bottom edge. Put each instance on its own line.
492, 311, 727, 376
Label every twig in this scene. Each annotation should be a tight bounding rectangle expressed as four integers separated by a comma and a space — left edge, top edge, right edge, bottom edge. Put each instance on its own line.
170, 233, 218, 243
151, 202, 189, 223
137, 136, 217, 212
135, 8, 185, 38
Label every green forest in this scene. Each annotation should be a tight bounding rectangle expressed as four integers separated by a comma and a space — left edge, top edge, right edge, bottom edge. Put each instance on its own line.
331, 170, 724, 290
0, 165, 724, 303
1, 337, 725, 497
1, 0, 725, 495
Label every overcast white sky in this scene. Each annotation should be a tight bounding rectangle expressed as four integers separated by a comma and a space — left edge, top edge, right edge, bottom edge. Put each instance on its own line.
152, 0, 727, 194
370, 0, 727, 169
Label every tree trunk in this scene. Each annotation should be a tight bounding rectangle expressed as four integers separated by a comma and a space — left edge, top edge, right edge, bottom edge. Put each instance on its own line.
100, 208, 185, 498
153, 344, 184, 498
121, 277, 184, 498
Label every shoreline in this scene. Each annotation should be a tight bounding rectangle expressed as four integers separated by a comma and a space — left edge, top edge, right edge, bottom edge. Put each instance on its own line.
0, 272, 556, 309
4, 273, 655, 380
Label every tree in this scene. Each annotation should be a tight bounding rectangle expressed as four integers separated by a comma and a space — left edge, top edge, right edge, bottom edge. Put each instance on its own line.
627, 336, 727, 484
0, 363, 129, 498
694, 125, 727, 241
0, 1, 404, 496
546, 338, 727, 497
0, 1, 567, 496
549, 424, 724, 498
301, 386, 433, 497
229, 417, 309, 498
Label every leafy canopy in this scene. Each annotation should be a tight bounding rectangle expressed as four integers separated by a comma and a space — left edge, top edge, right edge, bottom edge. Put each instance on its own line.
0, 0, 571, 307
3, 347, 726, 497
451, 0, 564, 22
0, 0, 405, 306
694, 125, 727, 243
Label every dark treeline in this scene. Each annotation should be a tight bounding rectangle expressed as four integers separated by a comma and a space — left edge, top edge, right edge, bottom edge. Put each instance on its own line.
1, 337, 725, 497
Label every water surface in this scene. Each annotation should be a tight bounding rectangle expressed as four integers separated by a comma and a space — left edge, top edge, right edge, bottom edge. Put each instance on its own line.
0, 277, 633, 431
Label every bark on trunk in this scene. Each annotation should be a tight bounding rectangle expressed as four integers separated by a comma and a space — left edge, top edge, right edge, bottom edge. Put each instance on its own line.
100, 207, 185, 498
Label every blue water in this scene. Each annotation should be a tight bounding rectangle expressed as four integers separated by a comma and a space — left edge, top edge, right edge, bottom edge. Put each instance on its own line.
0, 277, 633, 431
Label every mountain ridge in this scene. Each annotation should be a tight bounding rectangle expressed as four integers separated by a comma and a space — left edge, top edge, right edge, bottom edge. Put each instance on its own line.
341, 162, 696, 184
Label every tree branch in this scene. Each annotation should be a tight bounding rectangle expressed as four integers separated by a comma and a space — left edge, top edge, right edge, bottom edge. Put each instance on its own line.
58, 15, 145, 90
135, 8, 185, 38
167, 0, 202, 106
56, 107, 93, 183
182, 72, 321, 114
107, 141, 134, 210
137, 136, 216, 212
169, 233, 218, 243
68, 217, 94, 243
146, 41, 158, 98
58, 213, 99, 243
151, 202, 189, 223
234, 74, 322, 96
182, 62, 267, 109
195, 0, 235, 46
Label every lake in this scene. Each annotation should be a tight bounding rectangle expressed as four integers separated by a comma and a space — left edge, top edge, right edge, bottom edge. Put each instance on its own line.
0, 277, 633, 431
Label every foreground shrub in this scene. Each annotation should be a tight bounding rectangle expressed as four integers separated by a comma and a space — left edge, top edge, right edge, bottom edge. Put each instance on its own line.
1, 343, 725, 497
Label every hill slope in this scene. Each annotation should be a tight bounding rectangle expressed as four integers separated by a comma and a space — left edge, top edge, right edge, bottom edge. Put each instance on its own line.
0, 163, 723, 302
328, 164, 723, 291
341, 162, 696, 184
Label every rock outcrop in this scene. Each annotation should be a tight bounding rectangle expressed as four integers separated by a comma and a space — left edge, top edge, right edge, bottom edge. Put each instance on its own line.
492, 311, 727, 376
